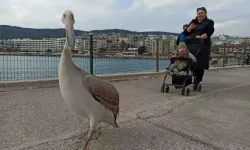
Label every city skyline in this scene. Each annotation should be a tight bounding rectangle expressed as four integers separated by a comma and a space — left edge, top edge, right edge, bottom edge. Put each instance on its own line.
0, 25, 248, 38
0, 0, 249, 36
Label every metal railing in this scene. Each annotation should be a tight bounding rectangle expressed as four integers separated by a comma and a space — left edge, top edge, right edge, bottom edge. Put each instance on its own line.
211, 42, 250, 68
0, 28, 249, 82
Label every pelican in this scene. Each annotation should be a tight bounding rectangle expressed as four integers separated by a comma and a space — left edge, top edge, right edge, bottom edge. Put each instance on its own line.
58, 10, 119, 150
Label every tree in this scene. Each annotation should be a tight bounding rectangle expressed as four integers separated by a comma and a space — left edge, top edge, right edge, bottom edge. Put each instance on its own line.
99, 48, 106, 53
125, 43, 130, 50
120, 40, 126, 51
138, 46, 147, 55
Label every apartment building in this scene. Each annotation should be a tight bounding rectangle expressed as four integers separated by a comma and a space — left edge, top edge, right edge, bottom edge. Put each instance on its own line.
147, 38, 177, 55
0, 33, 179, 55
11, 39, 29, 51
122, 48, 138, 57
55, 38, 66, 52
1, 38, 56, 52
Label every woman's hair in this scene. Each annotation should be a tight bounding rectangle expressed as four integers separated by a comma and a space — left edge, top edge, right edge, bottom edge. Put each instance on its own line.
197, 7, 207, 13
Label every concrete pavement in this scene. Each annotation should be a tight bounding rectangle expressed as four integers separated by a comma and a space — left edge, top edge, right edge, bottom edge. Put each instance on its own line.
1, 67, 250, 150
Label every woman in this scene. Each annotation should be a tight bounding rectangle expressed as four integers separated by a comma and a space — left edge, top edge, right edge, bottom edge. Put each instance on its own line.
184, 7, 215, 89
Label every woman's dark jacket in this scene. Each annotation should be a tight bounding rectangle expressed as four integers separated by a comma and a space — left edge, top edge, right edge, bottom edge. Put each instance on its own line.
184, 17, 215, 70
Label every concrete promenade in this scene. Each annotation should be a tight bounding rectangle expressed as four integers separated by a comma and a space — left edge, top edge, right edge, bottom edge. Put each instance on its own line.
1, 66, 250, 150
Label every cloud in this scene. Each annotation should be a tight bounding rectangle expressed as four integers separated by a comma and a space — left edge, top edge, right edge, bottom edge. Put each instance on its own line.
0, 0, 249, 36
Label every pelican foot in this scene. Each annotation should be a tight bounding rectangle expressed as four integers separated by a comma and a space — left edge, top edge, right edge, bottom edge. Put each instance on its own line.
78, 128, 102, 150
76, 134, 87, 150
91, 128, 102, 140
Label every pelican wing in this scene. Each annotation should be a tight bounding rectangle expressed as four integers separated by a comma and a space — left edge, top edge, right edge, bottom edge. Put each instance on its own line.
82, 75, 119, 119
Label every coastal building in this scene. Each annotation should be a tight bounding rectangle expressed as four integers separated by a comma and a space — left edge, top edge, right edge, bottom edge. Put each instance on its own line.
11, 39, 29, 51
28, 39, 56, 52
135, 40, 144, 48
55, 38, 66, 51
76, 36, 107, 54
144, 39, 152, 54
147, 38, 177, 56
119, 37, 129, 43
122, 48, 138, 57
1, 38, 57, 52
75, 38, 84, 53
106, 51, 121, 56
96, 39, 106, 50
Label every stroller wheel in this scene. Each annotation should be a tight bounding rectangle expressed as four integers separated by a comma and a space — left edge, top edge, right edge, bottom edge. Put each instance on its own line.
186, 88, 190, 96
165, 85, 169, 93
193, 84, 197, 91
161, 84, 165, 93
181, 88, 185, 96
197, 84, 202, 92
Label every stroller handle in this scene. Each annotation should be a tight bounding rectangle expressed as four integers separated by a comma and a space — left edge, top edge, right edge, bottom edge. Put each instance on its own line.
170, 57, 193, 64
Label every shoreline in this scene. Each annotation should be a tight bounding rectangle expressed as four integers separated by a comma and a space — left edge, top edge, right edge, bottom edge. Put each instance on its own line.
0, 52, 169, 60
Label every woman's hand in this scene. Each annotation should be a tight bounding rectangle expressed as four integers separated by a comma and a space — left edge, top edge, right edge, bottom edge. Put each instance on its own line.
187, 23, 196, 32
200, 33, 207, 39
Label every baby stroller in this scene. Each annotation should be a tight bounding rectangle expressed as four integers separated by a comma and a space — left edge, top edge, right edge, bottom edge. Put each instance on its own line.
160, 38, 203, 96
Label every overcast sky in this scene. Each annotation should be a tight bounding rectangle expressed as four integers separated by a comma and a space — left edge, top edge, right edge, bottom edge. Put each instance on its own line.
0, 0, 249, 36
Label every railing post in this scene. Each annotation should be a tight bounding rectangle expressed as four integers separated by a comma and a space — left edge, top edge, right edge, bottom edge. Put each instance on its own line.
156, 38, 159, 72
223, 43, 226, 68
89, 34, 94, 74
243, 41, 246, 66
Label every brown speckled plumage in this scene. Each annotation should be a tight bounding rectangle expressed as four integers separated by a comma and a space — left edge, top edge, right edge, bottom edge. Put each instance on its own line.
83, 75, 119, 122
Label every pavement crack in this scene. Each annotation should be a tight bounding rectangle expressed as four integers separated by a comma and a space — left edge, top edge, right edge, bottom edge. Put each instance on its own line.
136, 89, 222, 120
138, 118, 224, 150
136, 101, 187, 120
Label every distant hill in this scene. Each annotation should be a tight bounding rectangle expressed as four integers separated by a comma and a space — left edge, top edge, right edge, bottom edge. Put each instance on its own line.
0, 25, 178, 39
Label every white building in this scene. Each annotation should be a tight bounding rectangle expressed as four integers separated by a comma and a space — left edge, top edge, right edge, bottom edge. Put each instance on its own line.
39, 39, 56, 52
55, 38, 66, 51
11, 39, 29, 51
1, 38, 56, 52
96, 39, 106, 49
122, 48, 138, 57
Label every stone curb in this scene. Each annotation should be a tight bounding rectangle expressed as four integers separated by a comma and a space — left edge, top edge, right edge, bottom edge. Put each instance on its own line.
0, 65, 249, 88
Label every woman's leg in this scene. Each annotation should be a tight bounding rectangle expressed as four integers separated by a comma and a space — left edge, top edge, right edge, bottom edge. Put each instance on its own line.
194, 69, 205, 83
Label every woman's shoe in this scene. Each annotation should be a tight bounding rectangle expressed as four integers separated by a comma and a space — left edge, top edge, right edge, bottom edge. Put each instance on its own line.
193, 82, 199, 91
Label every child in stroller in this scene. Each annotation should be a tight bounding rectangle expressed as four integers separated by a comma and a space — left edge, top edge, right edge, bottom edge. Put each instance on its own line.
166, 42, 196, 75
161, 38, 203, 96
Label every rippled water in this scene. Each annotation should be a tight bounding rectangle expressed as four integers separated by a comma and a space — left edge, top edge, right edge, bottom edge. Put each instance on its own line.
0, 55, 170, 81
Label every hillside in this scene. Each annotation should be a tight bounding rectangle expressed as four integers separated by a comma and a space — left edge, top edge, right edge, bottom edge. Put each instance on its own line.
0, 25, 178, 39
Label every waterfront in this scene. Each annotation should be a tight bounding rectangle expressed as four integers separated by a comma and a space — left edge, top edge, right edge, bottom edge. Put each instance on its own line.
0, 55, 170, 81
0, 52, 170, 60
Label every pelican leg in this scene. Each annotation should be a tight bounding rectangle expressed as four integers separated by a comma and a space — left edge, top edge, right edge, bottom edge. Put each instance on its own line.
90, 127, 102, 140
80, 119, 101, 150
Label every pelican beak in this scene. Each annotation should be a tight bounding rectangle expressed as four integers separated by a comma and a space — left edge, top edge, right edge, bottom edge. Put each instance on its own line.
65, 19, 75, 51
